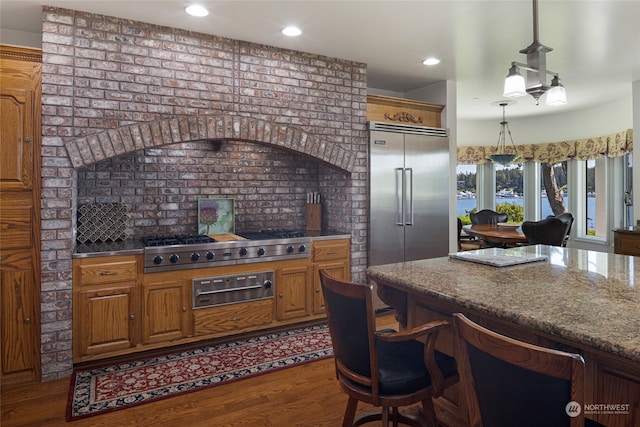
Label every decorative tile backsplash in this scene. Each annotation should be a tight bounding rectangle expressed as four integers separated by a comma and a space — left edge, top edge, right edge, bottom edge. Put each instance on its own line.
77, 203, 129, 243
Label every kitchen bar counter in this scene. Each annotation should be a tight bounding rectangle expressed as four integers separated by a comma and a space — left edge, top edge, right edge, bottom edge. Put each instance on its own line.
367, 245, 640, 427
368, 245, 640, 362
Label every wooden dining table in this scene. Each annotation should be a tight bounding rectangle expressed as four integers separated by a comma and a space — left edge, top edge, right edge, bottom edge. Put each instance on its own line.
463, 223, 528, 246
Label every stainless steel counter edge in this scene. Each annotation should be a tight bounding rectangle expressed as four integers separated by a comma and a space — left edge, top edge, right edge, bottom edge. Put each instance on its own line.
73, 231, 351, 258
73, 240, 145, 258
308, 231, 352, 241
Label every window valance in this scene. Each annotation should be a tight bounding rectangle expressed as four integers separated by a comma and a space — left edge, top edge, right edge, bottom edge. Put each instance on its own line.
457, 129, 633, 165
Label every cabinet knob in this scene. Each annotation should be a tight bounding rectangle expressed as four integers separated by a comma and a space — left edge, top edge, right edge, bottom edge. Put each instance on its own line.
24, 137, 32, 143
279, 293, 284, 298
129, 314, 135, 320
315, 289, 320, 293
182, 307, 187, 312
24, 317, 31, 324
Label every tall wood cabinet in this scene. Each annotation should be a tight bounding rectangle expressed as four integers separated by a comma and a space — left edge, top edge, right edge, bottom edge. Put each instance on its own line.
0, 45, 42, 383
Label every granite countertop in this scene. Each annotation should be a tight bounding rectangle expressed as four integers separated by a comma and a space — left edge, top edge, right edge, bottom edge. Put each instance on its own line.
367, 245, 640, 364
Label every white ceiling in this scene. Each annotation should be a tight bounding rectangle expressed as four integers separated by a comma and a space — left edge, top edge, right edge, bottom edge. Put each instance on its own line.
1, 0, 639, 120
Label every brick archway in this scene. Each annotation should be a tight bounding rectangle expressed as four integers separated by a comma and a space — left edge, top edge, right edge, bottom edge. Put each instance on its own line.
64, 115, 356, 173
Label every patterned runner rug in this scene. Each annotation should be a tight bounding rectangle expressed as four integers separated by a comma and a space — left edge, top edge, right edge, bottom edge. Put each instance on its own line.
66, 324, 332, 421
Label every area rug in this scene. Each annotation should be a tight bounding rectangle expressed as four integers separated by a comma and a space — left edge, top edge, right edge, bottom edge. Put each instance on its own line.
66, 324, 332, 421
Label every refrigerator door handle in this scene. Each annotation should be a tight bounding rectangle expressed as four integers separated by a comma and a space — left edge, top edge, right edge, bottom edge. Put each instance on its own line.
395, 168, 404, 226
404, 168, 413, 225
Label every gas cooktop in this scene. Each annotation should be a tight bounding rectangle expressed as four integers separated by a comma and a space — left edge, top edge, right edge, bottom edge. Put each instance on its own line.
141, 230, 311, 273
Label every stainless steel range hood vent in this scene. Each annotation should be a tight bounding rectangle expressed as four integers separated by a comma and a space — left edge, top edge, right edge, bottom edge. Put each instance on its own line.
367, 121, 448, 137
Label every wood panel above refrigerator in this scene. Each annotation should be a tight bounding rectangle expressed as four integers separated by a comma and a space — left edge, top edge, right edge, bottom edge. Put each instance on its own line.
367, 94, 443, 128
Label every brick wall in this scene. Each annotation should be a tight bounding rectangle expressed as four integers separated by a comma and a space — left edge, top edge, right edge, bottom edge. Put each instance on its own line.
40, 6, 368, 380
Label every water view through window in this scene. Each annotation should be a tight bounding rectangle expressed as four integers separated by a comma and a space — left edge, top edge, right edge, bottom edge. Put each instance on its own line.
457, 162, 596, 233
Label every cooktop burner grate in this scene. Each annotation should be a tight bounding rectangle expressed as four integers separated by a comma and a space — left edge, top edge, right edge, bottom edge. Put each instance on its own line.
260, 229, 307, 238
141, 234, 215, 247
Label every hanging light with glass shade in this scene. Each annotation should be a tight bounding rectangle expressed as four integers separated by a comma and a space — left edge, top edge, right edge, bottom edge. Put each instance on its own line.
502, 0, 567, 106
487, 102, 520, 165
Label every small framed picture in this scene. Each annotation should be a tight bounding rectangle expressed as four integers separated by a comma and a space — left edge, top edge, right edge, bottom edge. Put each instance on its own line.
198, 198, 235, 235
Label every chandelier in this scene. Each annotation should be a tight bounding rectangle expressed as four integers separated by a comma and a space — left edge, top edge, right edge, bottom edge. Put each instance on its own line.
487, 102, 520, 165
502, 0, 567, 106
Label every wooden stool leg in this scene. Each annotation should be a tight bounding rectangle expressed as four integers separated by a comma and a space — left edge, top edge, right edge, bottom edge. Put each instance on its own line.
342, 396, 358, 427
382, 406, 389, 426
422, 398, 439, 427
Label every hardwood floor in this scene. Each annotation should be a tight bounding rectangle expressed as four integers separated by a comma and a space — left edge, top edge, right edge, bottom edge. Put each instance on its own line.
1, 312, 426, 427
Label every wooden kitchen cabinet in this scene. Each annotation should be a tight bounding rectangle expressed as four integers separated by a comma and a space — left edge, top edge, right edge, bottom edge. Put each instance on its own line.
613, 229, 640, 256
75, 284, 138, 358
0, 45, 42, 384
312, 239, 351, 315
71, 238, 350, 362
0, 248, 38, 382
276, 238, 350, 320
141, 280, 191, 345
276, 264, 312, 321
73, 255, 142, 361
74, 255, 196, 361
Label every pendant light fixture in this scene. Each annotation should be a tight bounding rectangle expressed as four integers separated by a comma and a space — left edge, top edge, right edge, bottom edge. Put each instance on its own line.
502, 0, 567, 106
487, 102, 520, 165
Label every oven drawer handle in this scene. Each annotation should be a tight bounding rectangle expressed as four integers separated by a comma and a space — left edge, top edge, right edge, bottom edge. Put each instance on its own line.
197, 284, 264, 296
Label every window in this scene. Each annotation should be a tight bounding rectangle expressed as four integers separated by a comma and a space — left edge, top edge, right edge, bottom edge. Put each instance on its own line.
585, 158, 607, 237
624, 153, 633, 228
457, 164, 476, 221
495, 163, 523, 222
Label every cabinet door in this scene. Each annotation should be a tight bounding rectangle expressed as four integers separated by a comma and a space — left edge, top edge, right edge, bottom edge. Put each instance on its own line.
0, 88, 34, 191
276, 265, 312, 320
0, 250, 38, 382
0, 46, 41, 383
75, 285, 137, 359
313, 261, 348, 314
141, 280, 190, 345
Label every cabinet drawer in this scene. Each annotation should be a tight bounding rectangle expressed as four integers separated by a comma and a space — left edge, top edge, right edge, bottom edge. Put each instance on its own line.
76, 256, 138, 286
313, 240, 350, 262
193, 299, 273, 335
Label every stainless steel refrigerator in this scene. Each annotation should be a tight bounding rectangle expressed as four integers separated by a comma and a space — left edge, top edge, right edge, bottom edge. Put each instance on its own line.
368, 122, 450, 267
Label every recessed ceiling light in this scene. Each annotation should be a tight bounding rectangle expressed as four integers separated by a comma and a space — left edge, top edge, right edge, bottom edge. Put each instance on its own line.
422, 57, 440, 66
185, 5, 209, 17
282, 26, 302, 37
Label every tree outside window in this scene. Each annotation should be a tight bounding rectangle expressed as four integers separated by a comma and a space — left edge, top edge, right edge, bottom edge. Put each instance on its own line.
541, 161, 568, 218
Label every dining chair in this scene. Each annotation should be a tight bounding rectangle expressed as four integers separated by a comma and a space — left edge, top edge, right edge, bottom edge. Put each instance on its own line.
319, 270, 459, 427
452, 313, 605, 427
469, 209, 508, 225
469, 209, 509, 248
521, 217, 570, 246
457, 218, 481, 251
547, 213, 574, 246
